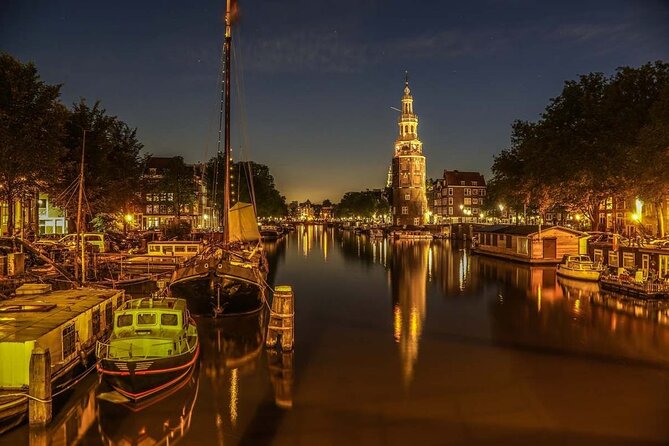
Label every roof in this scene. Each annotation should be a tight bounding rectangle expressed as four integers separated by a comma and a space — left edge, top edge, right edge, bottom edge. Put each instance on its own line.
442, 170, 486, 187
476, 224, 587, 237
0, 288, 122, 343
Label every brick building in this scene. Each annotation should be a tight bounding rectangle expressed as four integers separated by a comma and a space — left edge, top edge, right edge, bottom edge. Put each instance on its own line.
431, 170, 487, 224
391, 76, 428, 227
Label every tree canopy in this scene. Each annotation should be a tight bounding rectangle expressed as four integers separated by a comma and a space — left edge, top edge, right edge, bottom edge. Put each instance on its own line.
335, 190, 389, 219
0, 53, 67, 234
206, 157, 287, 218
51, 100, 144, 229
491, 61, 669, 235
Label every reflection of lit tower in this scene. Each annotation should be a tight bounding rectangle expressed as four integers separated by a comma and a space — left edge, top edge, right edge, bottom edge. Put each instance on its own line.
390, 241, 428, 386
391, 73, 427, 226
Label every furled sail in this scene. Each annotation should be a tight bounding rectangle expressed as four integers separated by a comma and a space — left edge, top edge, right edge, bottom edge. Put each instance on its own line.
228, 202, 261, 243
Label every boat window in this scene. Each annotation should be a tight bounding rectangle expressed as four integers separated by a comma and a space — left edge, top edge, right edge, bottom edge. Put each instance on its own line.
175, 246, 185, 252
137, 313, 157, 325
117, 314, 133, 327
149, 245, 161, 253
163, 246, 173, 253
187, 246, 198, 252
161, 313, 179, 326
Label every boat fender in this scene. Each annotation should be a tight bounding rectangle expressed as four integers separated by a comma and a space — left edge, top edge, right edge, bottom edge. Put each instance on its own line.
204, 263, 209, 269
217, 264, 222, 269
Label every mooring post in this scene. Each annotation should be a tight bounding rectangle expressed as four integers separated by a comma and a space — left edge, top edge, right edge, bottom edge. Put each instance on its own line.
265, 285, 294, 350
29, 347, 52, 426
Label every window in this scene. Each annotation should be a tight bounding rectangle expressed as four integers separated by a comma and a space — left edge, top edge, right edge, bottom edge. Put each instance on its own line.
448, 188, 453, 196
608, 251, 619, 267
161, 314, 179, 326
472, 181, 478, 186
146, 194, 153, 202
105, 303, 113, 327
117, 314, 133, 327
187, 246, 198, 253
642, 254, 650, 271
401, 206, 408, 215
481, 190, 486, 196
472, 198, 478, 205
92, 308, 101, 335
448, 197, 453, 205
593, 249, 603, 263
473, 189, 478, 195
517, 238, 529, 255
405, 193, 410, 201
460, 181, 465, 185
479, 198, 484, 206
464, 198, 471, 205
622, 252, 635, 269
146, 205, 153, 214
464, 188, 471, 196
448, 207, 453, 215
137, 313, 157, 325
175, 246, 185, 253
62, 324, 76, 359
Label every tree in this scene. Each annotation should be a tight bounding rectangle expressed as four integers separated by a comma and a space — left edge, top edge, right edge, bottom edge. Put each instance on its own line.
0, 53, 67, 235
155, 156, 197, 219
491, 62, 669, 232
336, 190, 389, 219
51, 100, 144, 230
205, 158, 287, 219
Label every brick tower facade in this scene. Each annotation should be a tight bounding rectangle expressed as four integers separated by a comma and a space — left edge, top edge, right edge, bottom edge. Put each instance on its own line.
391, 75, 427, 226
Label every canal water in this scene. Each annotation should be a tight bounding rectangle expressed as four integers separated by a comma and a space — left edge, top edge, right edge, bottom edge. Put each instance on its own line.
4, 225, 669, 445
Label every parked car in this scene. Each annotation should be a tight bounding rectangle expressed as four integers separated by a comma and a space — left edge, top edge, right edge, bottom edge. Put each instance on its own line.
58, 233, 109, 253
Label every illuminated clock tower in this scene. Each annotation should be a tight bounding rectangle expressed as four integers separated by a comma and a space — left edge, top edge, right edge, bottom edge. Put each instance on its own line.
391, 74, 427, 226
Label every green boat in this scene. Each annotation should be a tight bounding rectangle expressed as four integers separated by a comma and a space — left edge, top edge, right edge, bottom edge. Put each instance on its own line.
96, 297, 199, 402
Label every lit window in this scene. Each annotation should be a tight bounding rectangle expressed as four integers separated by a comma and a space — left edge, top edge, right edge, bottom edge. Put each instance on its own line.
405, 194, 410, 201
464, 198, 471, 205
448, 197, 453, 205
448, 188, 453, 196
472, 181, 478, 186
401, 206, 408, 215
448, 207, 453, 215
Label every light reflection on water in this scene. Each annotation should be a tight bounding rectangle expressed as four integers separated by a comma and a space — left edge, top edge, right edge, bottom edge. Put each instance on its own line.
5, 224, 669, 445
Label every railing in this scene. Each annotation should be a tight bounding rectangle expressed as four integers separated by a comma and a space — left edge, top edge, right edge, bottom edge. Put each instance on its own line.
96, 335, 196, 361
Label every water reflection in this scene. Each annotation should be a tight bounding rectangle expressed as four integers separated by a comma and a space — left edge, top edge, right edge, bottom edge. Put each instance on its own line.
201, 313, 265, 437
27, 375, 98, 446
389, 240, 428, 386
97, 367, 199, 446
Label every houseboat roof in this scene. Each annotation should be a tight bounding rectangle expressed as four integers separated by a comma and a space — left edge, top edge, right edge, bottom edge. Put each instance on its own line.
0, 288, 123, 343
476, 225, 587, 237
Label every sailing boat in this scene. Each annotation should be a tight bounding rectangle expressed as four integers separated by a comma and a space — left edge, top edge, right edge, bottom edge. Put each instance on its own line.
169, 0, 267, 316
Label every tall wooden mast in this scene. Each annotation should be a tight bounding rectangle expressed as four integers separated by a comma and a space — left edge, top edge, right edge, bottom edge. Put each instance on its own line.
222, 0, 232, 244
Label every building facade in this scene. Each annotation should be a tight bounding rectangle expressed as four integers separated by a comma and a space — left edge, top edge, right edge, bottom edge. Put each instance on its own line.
137, 157, 214, 231
391, 77, 427, 227
432, 170, 487, 224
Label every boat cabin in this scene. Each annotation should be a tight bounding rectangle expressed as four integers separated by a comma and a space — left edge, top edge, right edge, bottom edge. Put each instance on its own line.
106, 298, 191, 359
147, 241, 201, 258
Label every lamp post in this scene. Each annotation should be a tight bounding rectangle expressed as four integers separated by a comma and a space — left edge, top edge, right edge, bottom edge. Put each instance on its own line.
498, 204, 505, 223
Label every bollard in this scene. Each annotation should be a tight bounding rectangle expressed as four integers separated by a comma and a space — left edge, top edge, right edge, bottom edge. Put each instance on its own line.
29, 347, 52, 426
29, 426, 48, 446
267, 349, 293, 409
265, 285, 294, 351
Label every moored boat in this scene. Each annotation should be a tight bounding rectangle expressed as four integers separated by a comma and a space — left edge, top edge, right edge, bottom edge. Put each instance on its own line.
556, 254, 603, 282
96, 297, 199, 402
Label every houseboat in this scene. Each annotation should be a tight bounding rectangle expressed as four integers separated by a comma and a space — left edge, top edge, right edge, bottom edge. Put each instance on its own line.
0, 285, 124, 431
147, 241, 202, 258
556, 255, 604, 281
96, 297, 199, 402
473, 225, 589, 264
260, 225, 283, 241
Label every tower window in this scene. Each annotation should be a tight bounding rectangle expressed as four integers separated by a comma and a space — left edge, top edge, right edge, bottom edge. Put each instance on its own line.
401, 206, 408, 215
405, 194, 410, 201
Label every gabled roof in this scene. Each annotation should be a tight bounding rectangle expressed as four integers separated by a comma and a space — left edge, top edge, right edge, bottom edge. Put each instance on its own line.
442, 170, 486, 186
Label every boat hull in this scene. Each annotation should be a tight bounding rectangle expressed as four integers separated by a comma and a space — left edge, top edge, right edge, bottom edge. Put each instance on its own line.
98, 343, 199, 402
556, 265, 601, 281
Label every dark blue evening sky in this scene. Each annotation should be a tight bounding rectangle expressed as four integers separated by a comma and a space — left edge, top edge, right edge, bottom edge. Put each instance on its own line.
2, 0, 668, 201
